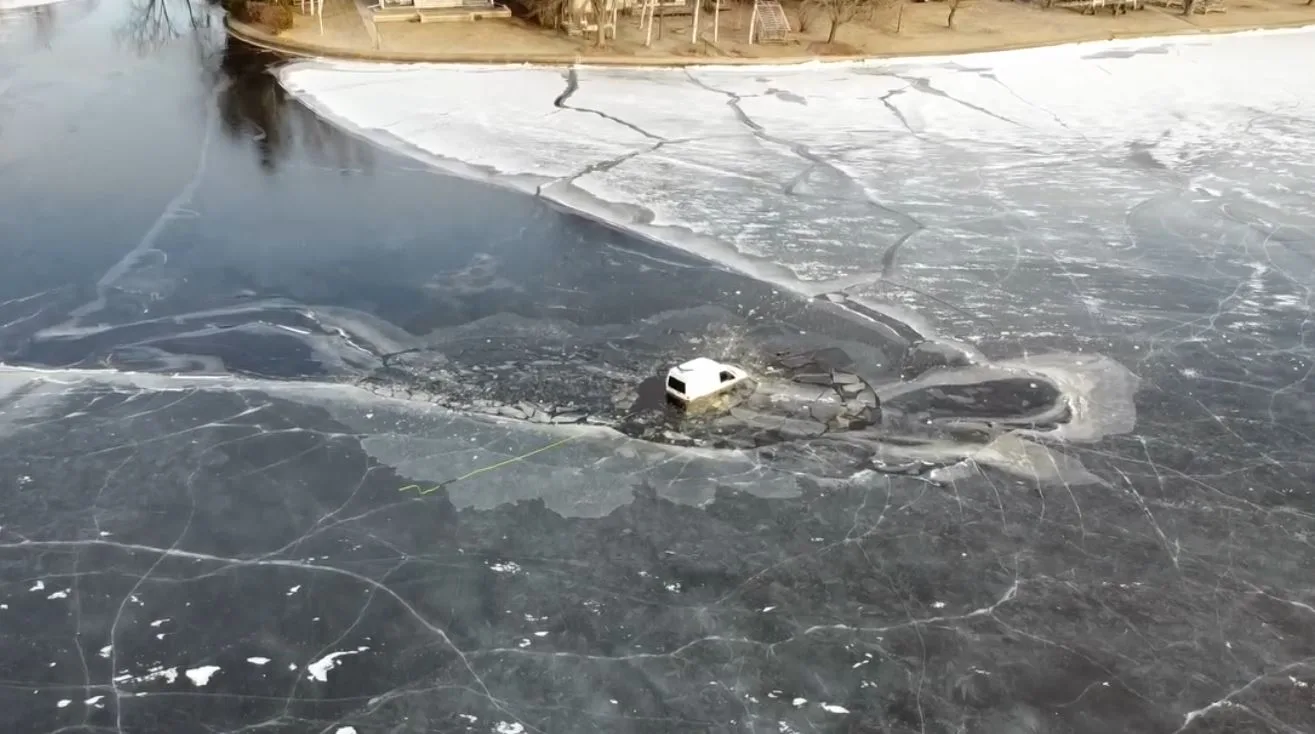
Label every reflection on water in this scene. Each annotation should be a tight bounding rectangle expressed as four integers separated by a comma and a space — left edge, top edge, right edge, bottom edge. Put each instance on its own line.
219, 39, 375, 173
0, 0, 371, 175
0, 0, 96, 49
115, 0, 211, 54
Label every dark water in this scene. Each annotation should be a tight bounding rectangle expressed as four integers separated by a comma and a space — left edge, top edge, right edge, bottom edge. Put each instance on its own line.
1, 3, 1313, 733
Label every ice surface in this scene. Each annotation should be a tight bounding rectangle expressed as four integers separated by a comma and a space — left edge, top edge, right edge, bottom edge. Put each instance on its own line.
275, 32, 1315, 489
5, 32, 1313, 732
282, 65, 648, 187
0, 0, 69, 9
279, 28, 1315, 295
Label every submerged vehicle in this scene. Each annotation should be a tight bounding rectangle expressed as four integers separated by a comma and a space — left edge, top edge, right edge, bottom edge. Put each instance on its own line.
650, 349, 883, 447
664, 357, 750, 407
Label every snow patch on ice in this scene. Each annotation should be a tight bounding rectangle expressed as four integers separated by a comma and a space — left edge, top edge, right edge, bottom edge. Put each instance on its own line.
184, 666, 221, 686
306, 647, 368, 682
114, 665, 178, 685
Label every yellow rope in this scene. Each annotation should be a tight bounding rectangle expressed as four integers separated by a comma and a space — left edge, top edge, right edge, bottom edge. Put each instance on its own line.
397, 434, 581, 496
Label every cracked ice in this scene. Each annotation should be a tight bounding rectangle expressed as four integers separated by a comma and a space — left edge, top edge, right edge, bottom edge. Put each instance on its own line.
0, 23, 1313, 734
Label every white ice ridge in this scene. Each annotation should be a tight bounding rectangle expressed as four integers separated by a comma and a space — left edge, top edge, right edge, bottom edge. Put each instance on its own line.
278, 27, 1315, 293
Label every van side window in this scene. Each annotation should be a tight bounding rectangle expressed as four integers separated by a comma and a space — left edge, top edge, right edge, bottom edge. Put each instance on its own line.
668, 377, 687, 394
719, 371, 735, 383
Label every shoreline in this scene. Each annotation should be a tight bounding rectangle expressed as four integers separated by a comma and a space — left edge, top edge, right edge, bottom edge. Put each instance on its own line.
227, 12, 1315, 67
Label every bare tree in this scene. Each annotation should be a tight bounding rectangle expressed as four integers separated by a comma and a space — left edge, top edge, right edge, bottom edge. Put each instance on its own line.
522, 0, 570, 27
797, 1, 814, 31
946, 0, 962, 27
588, 0, 607, 46
870, 0, 902, 34
804, 0, 872, 43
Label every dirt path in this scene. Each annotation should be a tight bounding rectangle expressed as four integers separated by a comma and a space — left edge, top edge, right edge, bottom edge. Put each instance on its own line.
240, 0, 1315, 64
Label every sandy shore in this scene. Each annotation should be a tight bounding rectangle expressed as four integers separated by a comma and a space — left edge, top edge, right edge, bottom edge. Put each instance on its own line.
228, 0, 1315, 65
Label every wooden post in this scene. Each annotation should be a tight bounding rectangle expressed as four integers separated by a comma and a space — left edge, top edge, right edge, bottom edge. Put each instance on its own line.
713, 0, 719, 42
748, 0, 757, 42
691, 0, 700, 43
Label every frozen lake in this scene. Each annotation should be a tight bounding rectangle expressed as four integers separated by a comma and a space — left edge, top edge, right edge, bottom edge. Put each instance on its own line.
2, 4, 1314, 732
